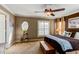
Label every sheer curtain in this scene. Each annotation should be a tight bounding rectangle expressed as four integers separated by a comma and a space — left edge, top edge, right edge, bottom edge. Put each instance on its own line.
38, 20, 50, 37
55, 17, 65, 35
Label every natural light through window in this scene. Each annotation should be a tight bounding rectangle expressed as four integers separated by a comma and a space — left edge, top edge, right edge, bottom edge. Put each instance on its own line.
38, 20, 50, 36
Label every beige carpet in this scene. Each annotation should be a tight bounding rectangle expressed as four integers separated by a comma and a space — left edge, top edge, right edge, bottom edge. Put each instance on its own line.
5, 41, 43, 54
4, 40, 79, 54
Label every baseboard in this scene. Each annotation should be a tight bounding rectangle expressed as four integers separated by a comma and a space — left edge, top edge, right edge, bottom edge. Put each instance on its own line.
5, 40, 16, 48
15, 38, 44, 43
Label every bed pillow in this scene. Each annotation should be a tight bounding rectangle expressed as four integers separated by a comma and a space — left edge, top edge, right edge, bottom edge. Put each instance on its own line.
62, 31, 72, 37
74, 32, 79, 40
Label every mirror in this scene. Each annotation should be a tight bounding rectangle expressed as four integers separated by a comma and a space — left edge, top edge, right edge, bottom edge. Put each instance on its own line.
21, 21, 29, 32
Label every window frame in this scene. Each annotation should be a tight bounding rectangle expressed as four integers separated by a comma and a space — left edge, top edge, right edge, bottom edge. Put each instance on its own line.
38, 20, 50, 37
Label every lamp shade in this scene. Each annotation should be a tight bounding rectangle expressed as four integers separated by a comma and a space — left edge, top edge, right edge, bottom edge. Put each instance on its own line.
21, 21, 29, 31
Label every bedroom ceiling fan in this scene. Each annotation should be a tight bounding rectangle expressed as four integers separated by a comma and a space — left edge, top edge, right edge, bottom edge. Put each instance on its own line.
35, 8, 65, 16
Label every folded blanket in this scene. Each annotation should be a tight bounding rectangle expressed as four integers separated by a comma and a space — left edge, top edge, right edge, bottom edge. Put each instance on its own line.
46, 35, 73, 51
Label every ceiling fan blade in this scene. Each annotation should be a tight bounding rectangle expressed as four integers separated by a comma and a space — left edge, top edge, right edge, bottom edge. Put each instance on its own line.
34, 11, 44, 13
51, 13, 55, 16
51, 8, 65, 12
45, 9, 49, 12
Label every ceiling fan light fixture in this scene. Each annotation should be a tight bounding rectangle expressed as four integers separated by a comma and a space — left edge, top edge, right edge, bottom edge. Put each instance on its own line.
45, 12, 51, 16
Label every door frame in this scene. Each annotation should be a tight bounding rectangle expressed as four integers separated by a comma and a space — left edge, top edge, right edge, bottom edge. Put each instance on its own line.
0, 9, 9, 48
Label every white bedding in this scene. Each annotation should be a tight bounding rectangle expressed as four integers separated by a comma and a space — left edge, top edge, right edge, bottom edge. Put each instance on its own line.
66, 50, 79, 54
74, 32, 79, 40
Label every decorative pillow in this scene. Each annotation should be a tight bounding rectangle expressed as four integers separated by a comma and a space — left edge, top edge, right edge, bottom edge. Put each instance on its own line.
62, 31, 72, 37
74, 32, 79, 40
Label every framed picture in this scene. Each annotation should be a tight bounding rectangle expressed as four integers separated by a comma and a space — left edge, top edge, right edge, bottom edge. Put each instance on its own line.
68, 17, 79, 29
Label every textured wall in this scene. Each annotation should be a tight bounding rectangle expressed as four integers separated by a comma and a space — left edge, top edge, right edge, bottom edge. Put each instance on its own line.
15, 17, 37, 40
15, 16, 55, 40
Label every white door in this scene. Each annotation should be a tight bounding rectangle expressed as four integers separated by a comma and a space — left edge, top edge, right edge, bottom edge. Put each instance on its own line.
0, 14, 5, 43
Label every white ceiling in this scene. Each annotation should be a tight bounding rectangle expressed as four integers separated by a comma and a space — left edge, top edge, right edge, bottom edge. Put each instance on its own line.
3, 4, 79, 19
